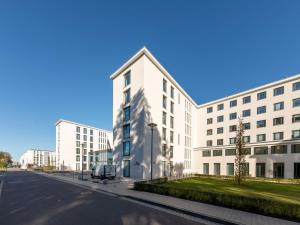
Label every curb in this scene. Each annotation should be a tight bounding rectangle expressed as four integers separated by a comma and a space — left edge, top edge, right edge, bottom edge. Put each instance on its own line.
37, 172, 240, 225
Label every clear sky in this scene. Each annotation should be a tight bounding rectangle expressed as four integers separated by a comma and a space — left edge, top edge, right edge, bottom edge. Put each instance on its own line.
1, 0, 300, 160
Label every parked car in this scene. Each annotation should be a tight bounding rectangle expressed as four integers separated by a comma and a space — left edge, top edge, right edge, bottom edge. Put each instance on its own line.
91, 165, 116, 180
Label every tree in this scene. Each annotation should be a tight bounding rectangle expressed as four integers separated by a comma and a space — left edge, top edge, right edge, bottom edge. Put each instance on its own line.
0, 151, 13, 168
235, 117, 246, 185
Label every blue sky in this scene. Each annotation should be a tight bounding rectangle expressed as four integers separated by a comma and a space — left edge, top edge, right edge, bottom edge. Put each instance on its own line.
1, 0, 300, 160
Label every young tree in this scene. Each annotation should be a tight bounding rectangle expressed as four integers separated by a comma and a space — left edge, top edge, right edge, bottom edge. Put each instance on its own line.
0, 151, 13, 168
235, 117, 246, 185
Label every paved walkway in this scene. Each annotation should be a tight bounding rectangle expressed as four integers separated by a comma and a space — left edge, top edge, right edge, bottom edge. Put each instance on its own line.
36, 172, 299, 225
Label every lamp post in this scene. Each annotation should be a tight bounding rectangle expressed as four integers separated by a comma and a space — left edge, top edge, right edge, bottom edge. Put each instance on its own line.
81, 143, 84, 180
148, 122, 157, 181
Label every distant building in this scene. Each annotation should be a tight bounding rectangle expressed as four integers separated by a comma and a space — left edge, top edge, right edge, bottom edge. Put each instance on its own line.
19, 149, 55, 169
110, 47, 300, 180
55, 119, 112, 171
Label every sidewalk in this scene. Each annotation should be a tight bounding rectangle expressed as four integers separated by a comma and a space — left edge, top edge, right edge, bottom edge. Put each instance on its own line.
37, 172, 299, 225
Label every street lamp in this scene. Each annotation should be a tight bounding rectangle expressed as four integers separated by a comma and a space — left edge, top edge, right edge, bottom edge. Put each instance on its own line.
81, 143, 84, 180
148, 122, 157, 181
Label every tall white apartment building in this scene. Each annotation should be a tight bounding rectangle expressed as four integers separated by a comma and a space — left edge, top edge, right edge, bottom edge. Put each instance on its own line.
19, 149, 56, 169
55, 119, 112, 171
110, 47, 300, 180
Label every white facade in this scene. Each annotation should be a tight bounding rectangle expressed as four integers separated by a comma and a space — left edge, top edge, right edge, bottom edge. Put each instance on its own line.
110, 47, 300, 180
19, 149, 56, 169
55, 119, 112, 171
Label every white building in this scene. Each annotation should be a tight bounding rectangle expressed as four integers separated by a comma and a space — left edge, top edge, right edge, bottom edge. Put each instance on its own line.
19, 149, 56, 169
55, 119, 112, 171
110, 47, 300, 180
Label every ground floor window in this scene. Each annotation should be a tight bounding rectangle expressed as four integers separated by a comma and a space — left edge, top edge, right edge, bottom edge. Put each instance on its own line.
295, 163, 300, 179
203, 163, 209, 175
227, 163, 234, 176
123, 160, 130, 177
241, 163, 249, 176
214, 163, 220, 175
256, 163, 265, 177
273, 163, 284, 178
76, 163, 80, 171
82, 163, 87, 171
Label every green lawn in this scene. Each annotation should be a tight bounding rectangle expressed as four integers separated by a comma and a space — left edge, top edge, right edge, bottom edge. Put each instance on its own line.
159, 177, 300, 205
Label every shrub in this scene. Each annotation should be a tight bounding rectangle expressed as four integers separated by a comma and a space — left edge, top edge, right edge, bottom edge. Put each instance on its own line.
134, 182, 300, 222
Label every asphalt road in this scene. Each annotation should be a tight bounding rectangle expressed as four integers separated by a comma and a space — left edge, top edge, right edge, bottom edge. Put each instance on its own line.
0, 171, 204, 225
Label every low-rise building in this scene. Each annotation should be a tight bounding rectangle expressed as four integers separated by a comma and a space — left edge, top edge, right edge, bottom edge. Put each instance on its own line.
19, 149, 55, 169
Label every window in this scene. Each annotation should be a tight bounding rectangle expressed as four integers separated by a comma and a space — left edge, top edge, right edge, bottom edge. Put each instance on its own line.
243, 122, 251, 130
217, 103, 224, 111
163, 79, 167, 93
217, 115, 224, 123
124, 106, 130, 123
207, 107, 213, 113
254, 147, 268, 155
257, 106, 266, 114
203, 163, 209, 175
243, 136, 250, 143
123, 124, 130, 139
169, 146, 173, 158
295, 163, 300, 179
83, 156, 87, 162
274, 102, 284, 111
207, 129, 213, 135
207, 140, 212, 147
202, 150, 211, 157
123, 160, 130, 177
292, 144, 300, 153
227, 163, 234, 176
225, 148, 236, 155
170, 116, 174, 129
293, 98, 300, 107
76, 155, 80, 162
229, 112, 237, 120
76, 134, 80, 140
256, 163, 266, 177
90, 129, 93, 135
257, 134, 266, 142
292, 130, 300, 139
242, 148, 251, 155
124, 89, 130, 104
163, 96, 167, 109
229, 138, 236, 144
170, 131, 174, 143
90, 136, 93, 142
123, 141, 130, 156
273, 86, 284, 96
90, 143, 93, 148
293, 81, 300, 91
83, 128, 87, 134
242, 109, 251, 117
162, 144, 167, 157
257, 120, 266, 128
162, 128, 166, 141
214, 163, 221, 175
207, 118, 213, 124
217, 139, 223, 145
217, 127, 223, 134
229, 125, 237, 132
257, 91, 266, 100
243, 96, 251, 104
170, 101, 174, 113
162, 112, 167, 125
76, 148, 80, 154
213, 150, 222, 156
83, 135, 87, 141
273, 163, 284, 178
76, 126, 80, 133
241, 163, 249, 176
76, 141, 80, 147
230, 100, 237, 107
271, 145, 287, 154
273, 132, 283, 140
170, 86, 174, 99
273, 117, 284, 126
293, 114, 300, 123
124, 71, 131, 87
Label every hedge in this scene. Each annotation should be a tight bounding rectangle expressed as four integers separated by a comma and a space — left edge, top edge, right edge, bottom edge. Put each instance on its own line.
134, 181, 300, 222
